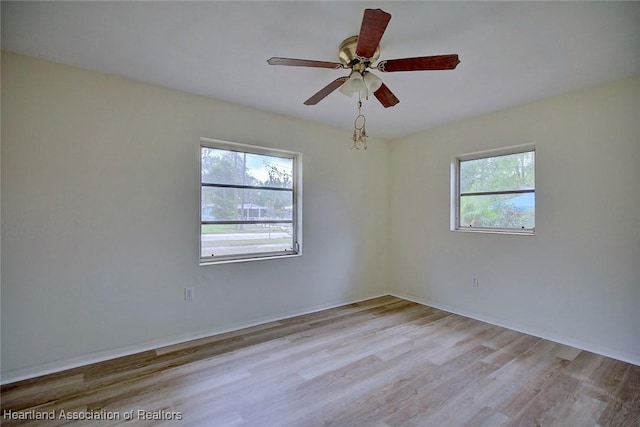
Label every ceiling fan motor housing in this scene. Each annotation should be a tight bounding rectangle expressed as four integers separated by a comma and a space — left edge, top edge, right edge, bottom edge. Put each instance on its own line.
339, 36, 380, 67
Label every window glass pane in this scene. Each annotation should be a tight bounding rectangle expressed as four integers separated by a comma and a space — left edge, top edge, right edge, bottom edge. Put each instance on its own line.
201, 147, 293, 189
460, 151, 534, 194
246, 153, 293, 189
201, 147, 250, 186
460, 193, 535, 229
201, 223, 294, 258
201, 187, 293, 222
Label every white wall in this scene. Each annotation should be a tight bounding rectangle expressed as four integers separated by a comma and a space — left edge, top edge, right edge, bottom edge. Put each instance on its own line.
1, 52, 390, 379
3, 50, 639, 381
390, 75, 640, 364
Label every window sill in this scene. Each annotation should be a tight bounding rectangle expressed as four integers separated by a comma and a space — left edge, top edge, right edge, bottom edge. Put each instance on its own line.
452, 228, 535, 236
199, 252, 301, 266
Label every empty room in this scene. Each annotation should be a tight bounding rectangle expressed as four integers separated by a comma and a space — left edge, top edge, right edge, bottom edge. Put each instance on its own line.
1, 1, 639, 426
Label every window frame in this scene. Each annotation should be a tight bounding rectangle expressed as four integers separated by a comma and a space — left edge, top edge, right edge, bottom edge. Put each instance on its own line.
451, 144, 536, 235
199, 138, 302, 265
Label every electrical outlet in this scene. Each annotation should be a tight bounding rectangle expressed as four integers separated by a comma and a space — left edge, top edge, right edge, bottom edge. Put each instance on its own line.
472, 277, 479, 287
184, 287, 194, 300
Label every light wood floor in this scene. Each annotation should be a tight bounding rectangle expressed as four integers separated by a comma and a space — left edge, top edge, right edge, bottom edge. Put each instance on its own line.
2, 296, 639, 426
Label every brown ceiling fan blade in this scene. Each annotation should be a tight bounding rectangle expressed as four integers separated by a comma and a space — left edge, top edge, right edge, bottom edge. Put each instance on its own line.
374, 83, 399, 108
377, 55, 460, 72
267, 57, 344, 69
355, 9, 391, 59
304, 77, 348, 105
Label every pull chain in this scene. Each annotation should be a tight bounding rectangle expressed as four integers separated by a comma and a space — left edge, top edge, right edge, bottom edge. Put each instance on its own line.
351, 96, 368, 150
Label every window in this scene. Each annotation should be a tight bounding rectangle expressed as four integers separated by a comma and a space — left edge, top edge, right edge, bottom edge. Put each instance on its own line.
452, 145, 535, 234
200, 138, 301, 264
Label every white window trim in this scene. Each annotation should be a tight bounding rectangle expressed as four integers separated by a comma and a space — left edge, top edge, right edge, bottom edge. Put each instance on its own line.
199, 138, 302, 265
450, 143, 536, 235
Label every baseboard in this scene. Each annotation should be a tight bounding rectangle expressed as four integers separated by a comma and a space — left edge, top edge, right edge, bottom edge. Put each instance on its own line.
6, 289, 634, 384
1, 291, 392, 385
389, 290, 640, 367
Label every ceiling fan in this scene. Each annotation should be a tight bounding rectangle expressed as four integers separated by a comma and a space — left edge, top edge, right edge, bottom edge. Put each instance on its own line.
266, 8, 460, 108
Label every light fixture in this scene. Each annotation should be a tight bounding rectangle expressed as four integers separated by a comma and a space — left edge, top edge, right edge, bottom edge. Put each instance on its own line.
363, 71, 383, 94
339, 70, 366, 98
339, 70, 382, 100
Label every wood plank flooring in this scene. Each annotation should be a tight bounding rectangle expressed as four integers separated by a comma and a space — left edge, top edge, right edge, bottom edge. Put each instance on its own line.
2, 296, 639, 426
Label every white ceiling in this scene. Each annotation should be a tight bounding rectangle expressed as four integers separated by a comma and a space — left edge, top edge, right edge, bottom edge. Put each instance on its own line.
2, 1, 640, 139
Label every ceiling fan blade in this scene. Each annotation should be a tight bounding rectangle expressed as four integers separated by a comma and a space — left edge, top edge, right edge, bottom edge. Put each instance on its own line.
267, 57, 344, 69
304, 77, 348, 105
374, 83, 399, 108
355, 9, 391, 59
377, 55, 460, 72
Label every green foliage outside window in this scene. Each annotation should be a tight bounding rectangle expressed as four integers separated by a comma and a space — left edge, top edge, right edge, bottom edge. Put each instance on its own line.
459, 151, 535, 230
